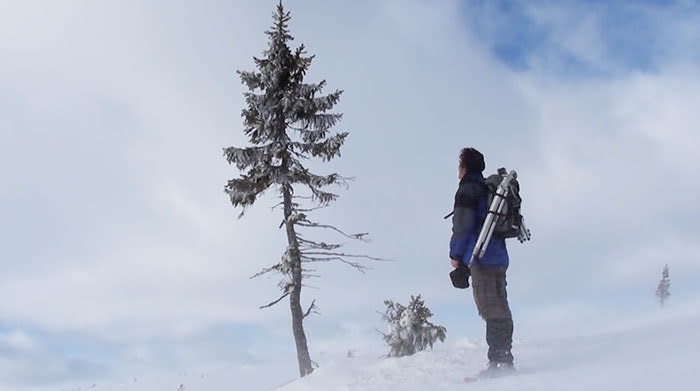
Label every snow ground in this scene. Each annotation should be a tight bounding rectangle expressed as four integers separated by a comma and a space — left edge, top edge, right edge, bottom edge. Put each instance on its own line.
52, 309, 699, 391
280, 313, 699, 391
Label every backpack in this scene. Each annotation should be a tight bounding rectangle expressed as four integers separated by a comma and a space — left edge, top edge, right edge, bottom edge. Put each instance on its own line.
484, 168, 529, 242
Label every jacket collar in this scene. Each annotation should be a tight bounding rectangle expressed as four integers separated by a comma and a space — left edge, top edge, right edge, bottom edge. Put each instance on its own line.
460, 172, 485, 185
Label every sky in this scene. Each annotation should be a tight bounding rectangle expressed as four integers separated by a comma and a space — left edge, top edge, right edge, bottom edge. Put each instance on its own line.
1, 0, 700, 389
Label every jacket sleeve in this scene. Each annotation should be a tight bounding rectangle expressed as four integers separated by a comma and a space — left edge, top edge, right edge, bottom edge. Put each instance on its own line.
449, 207, 476, 261
449, 184, 478, 262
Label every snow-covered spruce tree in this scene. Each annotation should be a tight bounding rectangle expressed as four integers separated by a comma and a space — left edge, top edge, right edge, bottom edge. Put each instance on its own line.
656, 264, 671, 308
382, 295, 447, 357
224, 3, 377, 377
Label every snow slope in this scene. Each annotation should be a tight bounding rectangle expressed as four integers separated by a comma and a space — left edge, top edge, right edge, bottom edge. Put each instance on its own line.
50, 310, 699, 391
280, 312, 699, 391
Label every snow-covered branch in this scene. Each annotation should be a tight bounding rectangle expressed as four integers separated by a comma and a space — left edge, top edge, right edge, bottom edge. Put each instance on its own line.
223, 145, 267, 170
298, 238, 343, 251
250, 265, 280, 279
259, 292, 290, 309
301, 252, 385, 262
296, 220, 368, 242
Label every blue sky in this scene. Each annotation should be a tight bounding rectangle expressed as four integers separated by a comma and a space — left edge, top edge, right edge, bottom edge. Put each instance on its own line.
1, 0, 700, 389
464, 0, 700, 75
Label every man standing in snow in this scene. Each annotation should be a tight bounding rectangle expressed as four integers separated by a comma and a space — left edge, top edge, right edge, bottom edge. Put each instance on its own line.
449, 147, 514, 373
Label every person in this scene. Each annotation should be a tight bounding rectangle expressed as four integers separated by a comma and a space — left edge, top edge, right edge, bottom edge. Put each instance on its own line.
449, 147, 514, 374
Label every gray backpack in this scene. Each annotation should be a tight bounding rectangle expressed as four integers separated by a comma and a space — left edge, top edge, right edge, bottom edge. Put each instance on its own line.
484, 168, 529, 242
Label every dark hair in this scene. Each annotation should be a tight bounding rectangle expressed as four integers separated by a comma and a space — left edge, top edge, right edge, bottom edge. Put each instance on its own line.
459, 147, 485, 173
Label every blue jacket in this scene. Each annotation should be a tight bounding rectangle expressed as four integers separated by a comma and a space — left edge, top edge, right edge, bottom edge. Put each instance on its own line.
449, 172, 509, 268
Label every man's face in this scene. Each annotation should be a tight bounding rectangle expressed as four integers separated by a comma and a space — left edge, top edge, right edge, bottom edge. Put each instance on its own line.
458, 165, 467, 180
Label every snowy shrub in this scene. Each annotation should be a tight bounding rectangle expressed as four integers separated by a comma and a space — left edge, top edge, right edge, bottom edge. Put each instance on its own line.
382, 295, 446, 357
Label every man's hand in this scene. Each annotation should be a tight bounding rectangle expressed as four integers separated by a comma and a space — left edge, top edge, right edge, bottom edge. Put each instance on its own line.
450, 258, 460, 269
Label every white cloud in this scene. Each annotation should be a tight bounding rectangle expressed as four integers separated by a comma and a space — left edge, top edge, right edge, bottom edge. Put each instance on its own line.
1, 0, 700, 388
0, 331, 36, 352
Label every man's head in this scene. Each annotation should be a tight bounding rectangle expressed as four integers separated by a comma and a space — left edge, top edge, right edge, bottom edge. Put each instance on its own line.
458, 147, 485, 179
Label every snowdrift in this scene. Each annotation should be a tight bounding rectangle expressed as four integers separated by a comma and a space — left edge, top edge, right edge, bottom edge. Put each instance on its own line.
279, 311, 699, 391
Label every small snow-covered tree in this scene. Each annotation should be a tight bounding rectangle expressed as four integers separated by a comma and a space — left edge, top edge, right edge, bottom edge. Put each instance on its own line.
224, 2, 379, 377
382, 295, 447, 357
656, 264, 671, 307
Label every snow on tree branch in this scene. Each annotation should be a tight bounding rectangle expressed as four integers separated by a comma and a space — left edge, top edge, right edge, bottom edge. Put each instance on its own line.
224, 2, 384, 377
238, 70, 264, 90
223, 146, 268, 170
296, 220, 368, 241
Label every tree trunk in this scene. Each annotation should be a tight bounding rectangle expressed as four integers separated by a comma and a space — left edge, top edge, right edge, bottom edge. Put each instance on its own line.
283, 185, 314, 377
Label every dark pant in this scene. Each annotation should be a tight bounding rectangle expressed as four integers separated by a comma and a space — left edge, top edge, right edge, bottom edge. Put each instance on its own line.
470, 263, 514, 364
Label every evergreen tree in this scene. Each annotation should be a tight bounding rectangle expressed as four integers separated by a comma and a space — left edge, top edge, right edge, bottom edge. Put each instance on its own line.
656, 264, 671, 308
382, 295, 447, 357
224, 2, 377, 377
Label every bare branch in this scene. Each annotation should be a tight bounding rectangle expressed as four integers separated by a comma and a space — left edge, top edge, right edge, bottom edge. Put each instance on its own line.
340, 259, 369, 271
297, 221, 369, 242
339, 261, 367, 271
250, 265, 280, 279
300, 244, 343, 252
259, 292, 290, 309
298, 238, 343, 251
301, 255, 370, 272
301, 256, 339, 262
303, 299, 319, 318
301, 251, 388, 262
295, 205, 330, 213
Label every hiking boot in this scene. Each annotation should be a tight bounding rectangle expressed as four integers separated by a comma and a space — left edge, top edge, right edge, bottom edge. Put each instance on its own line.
477, 361, 516, 379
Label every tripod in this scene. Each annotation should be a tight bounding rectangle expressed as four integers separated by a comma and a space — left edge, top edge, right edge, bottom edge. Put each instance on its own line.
469, 170, 531, 265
